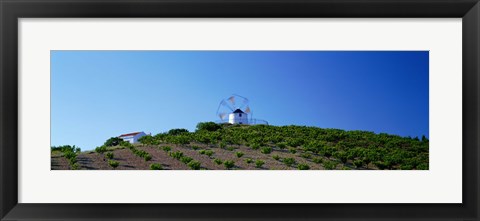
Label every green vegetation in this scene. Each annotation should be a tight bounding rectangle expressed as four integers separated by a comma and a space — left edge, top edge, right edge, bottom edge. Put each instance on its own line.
250, 143, 260, 150
168, 128, 189, 135
272, 155, 280, 160
255, 160, 265, 168
213, 158, 223, 165
235, 151, 245, 158
108, 160, 119, 169
322, 160, 338, 170
245, 158, 254, 164
95, 145, 107, 154
104, 137, 123, 147
297, 163, 310, 170
283, 158, 296, 167
126, 143, 152, 161
135, 122, 429, 170
169, 151, 184, 160
180, 156, 193, 164
313, 157, 323, 164
162, 146, 171, 152
105, 152, 114, 159
276, 142, 287, 149
260, 147, 272, 154
150, 163, 163, 170
224, 160, 235, 169
51, 145, 81, 170
300, 153, 311, 159
288, 148, 297, 154
187, 161, 201, 170
196, 122, 222, 132
199, 149, 214, 157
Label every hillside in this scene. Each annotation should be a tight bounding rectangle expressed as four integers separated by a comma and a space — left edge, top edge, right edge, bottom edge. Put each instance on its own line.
51, 123, 429, 170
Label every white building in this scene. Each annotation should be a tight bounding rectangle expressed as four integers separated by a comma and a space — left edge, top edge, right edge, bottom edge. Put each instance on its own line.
229, 109, 248, 124
118, 131, 147, 144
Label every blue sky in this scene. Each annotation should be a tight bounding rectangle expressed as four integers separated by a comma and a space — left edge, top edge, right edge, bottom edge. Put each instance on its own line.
51, 51, 429, 150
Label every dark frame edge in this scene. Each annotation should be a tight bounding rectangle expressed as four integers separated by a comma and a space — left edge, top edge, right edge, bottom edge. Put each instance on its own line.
1, 0, 479, 221
0, 0, 19, 220
463, 2, 480, 220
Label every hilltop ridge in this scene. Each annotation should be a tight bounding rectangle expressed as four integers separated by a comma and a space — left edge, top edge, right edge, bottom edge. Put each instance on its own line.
51, 122, 429, 170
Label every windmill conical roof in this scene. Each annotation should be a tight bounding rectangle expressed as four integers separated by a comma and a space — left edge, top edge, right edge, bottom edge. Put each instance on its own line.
233, 109, 245, 114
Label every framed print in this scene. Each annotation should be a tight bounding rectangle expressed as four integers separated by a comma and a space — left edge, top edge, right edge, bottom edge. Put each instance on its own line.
1, 0, 479, 220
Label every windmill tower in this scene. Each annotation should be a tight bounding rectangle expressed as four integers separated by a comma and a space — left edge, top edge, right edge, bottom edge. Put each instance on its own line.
217, 94, 252, 125
229, 109, 248, 124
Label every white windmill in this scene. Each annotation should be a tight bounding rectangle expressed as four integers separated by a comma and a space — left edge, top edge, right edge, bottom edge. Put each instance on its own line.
216, 94, 268, 125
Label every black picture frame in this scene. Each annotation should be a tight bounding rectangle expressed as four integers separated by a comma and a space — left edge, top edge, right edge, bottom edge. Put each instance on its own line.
1, 0, 479, 220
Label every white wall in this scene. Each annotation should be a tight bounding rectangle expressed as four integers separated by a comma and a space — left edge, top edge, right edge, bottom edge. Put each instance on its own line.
229, 113, 248, 124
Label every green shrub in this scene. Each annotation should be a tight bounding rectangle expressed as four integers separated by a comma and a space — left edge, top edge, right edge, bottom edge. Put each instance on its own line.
167, 128, 189, 135
120, 141, 134, 149
213, 158, 223, 165
250, 143, 260, 150
272, 155, 280, 160
169, 151, 184, 160
180, 156, 193, 164
205, 150, 214, 157
226, 146, 235, 151
63, 151, 76, 160
105, 152, 114, 159
353, 159, 364, 168
322, 160, 337, 170
300, 153, 311, 159
162, 146, 171, 152
277, 142, 287, 149
283, 158, 296, 167
255, 160, 265, 168
104, 137, 123, 147
187, 161, 201, 170
288, 147, 297, 154
260, 147, 272, 154
144, 155, 152, 161
150, 163, 163, 170
224, 160, 235, 169
108, 160, 119, 169
219, 141, 227, 149
416, 163, 428, 170
313, 157, 323, 164
191, 145, 200, 150
245, 158, 254, 164
196, 122, 222, 132
70, 163, 80, 170
297, 163, 310, 170
400, 164, 413, 170
235, 152, 244, 158
95, 145, 107, 154
199, 149, 206, 154
374, 161, 388, 170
